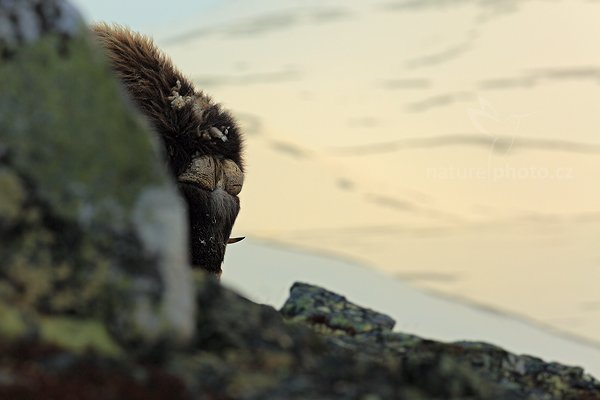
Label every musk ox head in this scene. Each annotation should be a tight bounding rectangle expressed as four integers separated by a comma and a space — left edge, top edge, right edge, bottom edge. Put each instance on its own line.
92, 23, 244, 276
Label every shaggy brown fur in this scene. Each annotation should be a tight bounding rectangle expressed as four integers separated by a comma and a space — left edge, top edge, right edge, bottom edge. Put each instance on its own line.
92, 23, 243, 175
92, 24, 244, 275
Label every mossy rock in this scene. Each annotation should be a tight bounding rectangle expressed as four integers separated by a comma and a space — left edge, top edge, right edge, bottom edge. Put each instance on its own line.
0, 0, 194, 352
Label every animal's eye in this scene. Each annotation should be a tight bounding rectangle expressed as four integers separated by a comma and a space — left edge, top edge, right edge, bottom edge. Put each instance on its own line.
177, 156, 243, 196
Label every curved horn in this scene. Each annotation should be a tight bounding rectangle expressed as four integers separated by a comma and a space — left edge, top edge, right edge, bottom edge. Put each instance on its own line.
177, 156, 217, 191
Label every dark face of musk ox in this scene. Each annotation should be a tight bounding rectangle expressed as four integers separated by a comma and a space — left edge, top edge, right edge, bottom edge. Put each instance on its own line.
93, 24, 245, 276
176, 155, 244, 274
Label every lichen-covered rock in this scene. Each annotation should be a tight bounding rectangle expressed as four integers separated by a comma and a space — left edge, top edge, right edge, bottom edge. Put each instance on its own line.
4, 277, 599, 400
168, 276, 506, 400
0, 0, 194, 352
279, 283, 600, 400
281, 281, 396, 335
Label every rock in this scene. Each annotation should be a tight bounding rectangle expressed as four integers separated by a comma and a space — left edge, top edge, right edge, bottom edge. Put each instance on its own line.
0, 0, 194, 352
279, 283, 600, 400
169, 276, 505, 400
3, 277, 599, 399
281, 281, 396, 335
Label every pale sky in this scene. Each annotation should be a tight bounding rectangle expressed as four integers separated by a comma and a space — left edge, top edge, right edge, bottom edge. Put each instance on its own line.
72, 0, 600, 364
72, 0, 219, 32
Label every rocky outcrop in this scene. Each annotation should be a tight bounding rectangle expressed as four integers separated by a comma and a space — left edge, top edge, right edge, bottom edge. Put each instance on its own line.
0, 1, 599, 399
281, 283, 600, 400
0, 0, 194, 353
2, 276, 599, 399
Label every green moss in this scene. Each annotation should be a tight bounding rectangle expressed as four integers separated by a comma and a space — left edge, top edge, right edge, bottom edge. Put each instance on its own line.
328, 315, 350, 327
0, 31, 166, 225
0, 303, 121, 357
40, 316, 123, 357
0, 302, 28, 339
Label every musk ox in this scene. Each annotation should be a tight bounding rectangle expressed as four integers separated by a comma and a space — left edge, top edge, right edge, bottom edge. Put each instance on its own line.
92, 24, 244, 277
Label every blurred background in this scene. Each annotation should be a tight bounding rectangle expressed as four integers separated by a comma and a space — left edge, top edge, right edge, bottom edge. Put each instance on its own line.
73, 0, 600, 375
